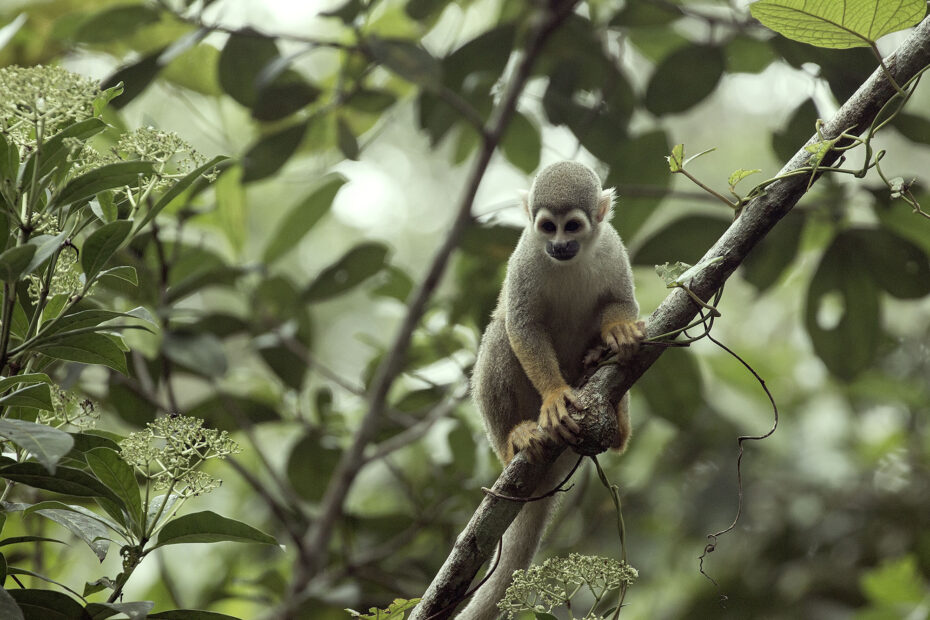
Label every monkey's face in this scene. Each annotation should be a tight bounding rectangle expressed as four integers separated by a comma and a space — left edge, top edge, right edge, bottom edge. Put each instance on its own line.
533, 207, 593, 263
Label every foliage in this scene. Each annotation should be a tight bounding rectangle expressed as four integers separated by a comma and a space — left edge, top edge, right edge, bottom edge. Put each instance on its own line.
0, 0, 927, 618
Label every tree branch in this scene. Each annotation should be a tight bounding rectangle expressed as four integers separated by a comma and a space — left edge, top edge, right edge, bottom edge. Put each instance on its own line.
411, 15, 930, 619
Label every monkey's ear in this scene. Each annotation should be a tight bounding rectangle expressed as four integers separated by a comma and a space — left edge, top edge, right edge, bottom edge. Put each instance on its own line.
596, 188, 616, 222
519, 190, 532, 220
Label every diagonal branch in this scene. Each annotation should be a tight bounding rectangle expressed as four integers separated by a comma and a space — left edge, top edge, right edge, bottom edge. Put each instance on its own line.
411, 15, 930, 620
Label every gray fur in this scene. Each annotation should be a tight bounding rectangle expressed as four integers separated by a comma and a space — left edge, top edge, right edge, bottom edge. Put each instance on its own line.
460, 162, 638, 619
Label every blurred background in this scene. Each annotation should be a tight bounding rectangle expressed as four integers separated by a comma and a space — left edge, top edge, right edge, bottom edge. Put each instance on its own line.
1, 0, 929, 618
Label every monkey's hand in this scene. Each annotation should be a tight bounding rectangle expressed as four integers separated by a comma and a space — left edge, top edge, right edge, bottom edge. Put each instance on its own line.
602, 319, 646, 359
505, 420, 550, 463
538, 385, 582, 443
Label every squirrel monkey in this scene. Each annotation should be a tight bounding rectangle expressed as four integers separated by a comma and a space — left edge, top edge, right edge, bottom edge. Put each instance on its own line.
459, 161, 643, 619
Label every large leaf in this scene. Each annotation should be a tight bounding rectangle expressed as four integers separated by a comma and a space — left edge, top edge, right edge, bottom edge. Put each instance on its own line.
263, 174, 346, 264
34, 333, 128, 374
186, 393, 280, 430
84, 448, 142, 532
152, 510, 277, 548
31, 505, 112, 561
849, 227, 930, 299
0, 463, 122, 503
85, 601, 154, 620
644, 44, 725, 116
501, 111, 541, 174
81, 221, 131, 281
365, 37, 441, 87
632, 215, 730, 267
149, 611, 243, 619
0, 245, 37, 281
0, 383, 54, 411
218, 31, 280, 107
73, 4, 161, 43
750, 0, 927, 48
161, 330, 227, 377
303, 242, 389, 302
805, 232, 881, 380
8, 589, 85, 620
241, 121, 308, 183
286, 432, 340, 502
56, 161, 154, 206
0, 586, 23, 620
0, 419, 72, 473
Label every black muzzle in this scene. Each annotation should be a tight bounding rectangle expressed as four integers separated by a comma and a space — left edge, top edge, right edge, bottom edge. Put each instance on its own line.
546, 240, 579, 261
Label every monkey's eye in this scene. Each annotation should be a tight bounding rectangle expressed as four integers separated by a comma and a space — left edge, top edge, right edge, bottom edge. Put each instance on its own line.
565, 220, 581, 233
540, 220, 556, 233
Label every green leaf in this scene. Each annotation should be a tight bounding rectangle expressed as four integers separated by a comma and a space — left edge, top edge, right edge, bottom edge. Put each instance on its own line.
31, 506, 111, 561
86, 601, 154, 620
186, 394, 280, 430
37, 308, 155, 341
632, 215, 730, 267
644, 44, 725, 116
0, 245, 37, 281
750, 0, 927, 48
241, 122, 308, 183
0, 418, 71, 473
849, 228, 930, 299
97, 266, 138, 286
0, 586, 23, 620
773, 99, 818, 162
638, 348, 703, 426
728, 168, 762, 190
149, 611, 243, 620
218, 31, 280, 107
286, 431, 340, 501
252, 66, 321, 122
0, 463, 122, 503
336, 117, 360, 161
370, 265, 413, 302
0, 130, 18, 189
81, 220, 131, 281
860, 555, 924, 606
34, 332, 129, 374
0, 383, 54, 411
366, 37, 441, 87
501, 112, 541, 174
152, 510, 277, 548
303, 242, 389, 302
256, 342, 306, 391
135, 155, 228, 233
84, 448, 142, 532
805, 231, 881, 380
0, 374, 52, 393
25, 231, 70, 276
667, 144, 684, 172
161, 330, 227, 377
263, 175, 346, 264
74, 4, 161, 43
8, 589, 84, 620
56, 161, 154, 206
742, 211, 805, 292
346, 89, 396, 114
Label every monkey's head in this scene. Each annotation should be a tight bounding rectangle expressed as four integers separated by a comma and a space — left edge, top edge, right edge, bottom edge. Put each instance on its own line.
523, 161, 615, 263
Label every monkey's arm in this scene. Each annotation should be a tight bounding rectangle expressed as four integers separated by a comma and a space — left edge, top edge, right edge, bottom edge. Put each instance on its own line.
504, 317, 581, 448
600, 302, 645, 358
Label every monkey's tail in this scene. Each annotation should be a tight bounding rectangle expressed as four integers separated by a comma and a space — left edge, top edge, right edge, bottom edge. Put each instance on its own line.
455, 453, 577, 620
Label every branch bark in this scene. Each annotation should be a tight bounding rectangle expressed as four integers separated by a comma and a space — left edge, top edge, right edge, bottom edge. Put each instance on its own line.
411, 15, 930, 619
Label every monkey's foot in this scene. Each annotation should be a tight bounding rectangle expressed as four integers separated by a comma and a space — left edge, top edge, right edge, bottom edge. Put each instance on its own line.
583, 344, 610, 368
538, 385, 582, 443
505, 420, 549, 463
602, 319, 646, 359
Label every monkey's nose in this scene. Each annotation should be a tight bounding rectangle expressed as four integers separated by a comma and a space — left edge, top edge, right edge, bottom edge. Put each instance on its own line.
546, 240, 579, 261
